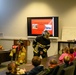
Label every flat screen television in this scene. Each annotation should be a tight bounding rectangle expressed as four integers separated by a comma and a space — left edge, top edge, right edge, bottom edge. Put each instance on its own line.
27, 17, 59, 39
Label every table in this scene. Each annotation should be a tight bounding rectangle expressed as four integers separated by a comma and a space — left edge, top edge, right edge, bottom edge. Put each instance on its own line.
0, 50, 11, 64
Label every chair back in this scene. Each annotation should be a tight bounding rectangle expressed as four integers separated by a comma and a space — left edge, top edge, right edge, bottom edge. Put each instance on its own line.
36, 66, 59, 75
60, 65, 75, 75
56, 64, 64, 75
36, 69, 48, 75
72, 60, 76, 75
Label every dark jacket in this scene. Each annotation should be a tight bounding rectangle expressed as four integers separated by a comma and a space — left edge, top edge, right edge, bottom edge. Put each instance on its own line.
33, 35, 50, 51
26, 65, 44, 75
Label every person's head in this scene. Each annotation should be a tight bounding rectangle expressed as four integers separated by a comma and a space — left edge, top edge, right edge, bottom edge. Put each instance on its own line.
74, 47, 76, 52
69, 48, 74, 54
64, 56, 70, 64
49, 59, 58, 68
32, 56, 41, 67
7, 62, 17, 74
42, 30, 50, 39
63, 47, 69, 53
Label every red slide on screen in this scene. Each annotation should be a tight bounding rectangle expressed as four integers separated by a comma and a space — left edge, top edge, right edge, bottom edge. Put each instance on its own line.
31, 19, 54, 35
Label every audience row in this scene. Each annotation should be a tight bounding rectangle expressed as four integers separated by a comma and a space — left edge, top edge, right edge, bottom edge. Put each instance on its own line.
6, 46, 76, 75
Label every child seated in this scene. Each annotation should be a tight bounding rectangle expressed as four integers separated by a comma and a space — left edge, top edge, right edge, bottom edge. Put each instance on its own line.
63, 55, 73, 68
26, 56, 44, 75
59, 47, 69, 64
73, 47, 76, 58
6, 62, 26, 75
37, 59, 59, 75
6, 62, 18, 75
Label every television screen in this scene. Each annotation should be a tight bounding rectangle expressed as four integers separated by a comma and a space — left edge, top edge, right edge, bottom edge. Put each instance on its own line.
27, 17, 59, 39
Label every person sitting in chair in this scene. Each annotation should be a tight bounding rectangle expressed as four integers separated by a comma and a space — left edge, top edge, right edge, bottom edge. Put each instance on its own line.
25, 56, 44, 75
6, 62, 18, 75
37, 59, 59, 75
45, 59, 59, 75
63, 55, 73, 68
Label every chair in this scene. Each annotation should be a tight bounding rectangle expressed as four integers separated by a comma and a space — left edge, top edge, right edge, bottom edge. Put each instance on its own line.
56, 64, 64, 75
36, 69, 47, 75
60, 65, 75, 75
36, 66, 59, 75
50, 65, 59, 75
72, 60, 76, 75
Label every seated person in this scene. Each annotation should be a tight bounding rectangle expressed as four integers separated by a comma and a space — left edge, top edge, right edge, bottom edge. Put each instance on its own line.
38, 59, 59, 75
59, 47, 69, 64
73, 47, 76, 58
63, 55, 73, 68
68, 48, 74, 62
6, 62, 18, 75
6, 62, 26, 75
46, 59, 59, 75
25, 56, 44, 75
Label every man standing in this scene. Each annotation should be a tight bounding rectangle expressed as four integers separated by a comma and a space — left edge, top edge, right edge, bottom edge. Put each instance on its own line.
32, 30, 51, 58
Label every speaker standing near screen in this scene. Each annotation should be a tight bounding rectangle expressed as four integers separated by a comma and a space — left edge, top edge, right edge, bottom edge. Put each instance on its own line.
32, 30, 51, 58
